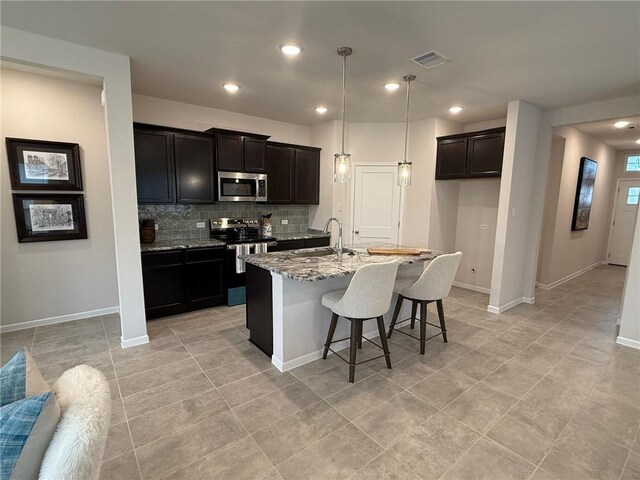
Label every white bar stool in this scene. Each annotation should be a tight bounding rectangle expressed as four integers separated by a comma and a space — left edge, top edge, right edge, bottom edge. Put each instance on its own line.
387, 252, 462, 354
321, 260, 399, 383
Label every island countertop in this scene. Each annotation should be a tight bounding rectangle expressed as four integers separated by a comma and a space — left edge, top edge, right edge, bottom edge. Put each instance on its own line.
243, 244, 440, 282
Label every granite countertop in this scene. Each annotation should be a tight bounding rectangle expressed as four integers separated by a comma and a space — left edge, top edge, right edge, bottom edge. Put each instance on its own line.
140, 238, 226, 252
243, 244, 440, 282
140, 229, 329, 252
274, 230, 331, 241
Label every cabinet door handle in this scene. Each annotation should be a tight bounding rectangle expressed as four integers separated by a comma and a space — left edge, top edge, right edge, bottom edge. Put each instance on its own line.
355, 230, 360, 234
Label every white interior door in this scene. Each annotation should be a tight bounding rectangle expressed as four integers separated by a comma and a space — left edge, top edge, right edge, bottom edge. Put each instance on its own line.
352, 165, 401, 245
608, 179, 640, 266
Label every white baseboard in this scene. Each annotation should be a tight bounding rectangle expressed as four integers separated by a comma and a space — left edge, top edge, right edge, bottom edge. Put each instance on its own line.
452, 281, 491, 295
487, 297, 523, 314
536, 261, 605, 290
0, 306, 120, 333
274, 330, 379, 372
616, 336, 640, 350
522, 296, 535, 304
121, 335, 149, 349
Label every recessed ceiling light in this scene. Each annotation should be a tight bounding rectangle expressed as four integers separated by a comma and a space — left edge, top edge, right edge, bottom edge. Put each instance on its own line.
449, 105, 463, 114
222, 83, 240, 93
614, 120, 630, 129
314, 106, 328, 114
636, 138, 640, 145
280, 44, 302, 56
384, 83, 400, 91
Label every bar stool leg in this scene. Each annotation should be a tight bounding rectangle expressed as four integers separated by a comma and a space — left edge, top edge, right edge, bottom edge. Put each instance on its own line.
419, 301, 427, 354
323, 313, 339, 359
437, 299, 448, 343
348, 320, 359, 383
387, 295, 403, 339
376, 316, 392, 369
410, 301, 418, 329
357, 321, 363, 349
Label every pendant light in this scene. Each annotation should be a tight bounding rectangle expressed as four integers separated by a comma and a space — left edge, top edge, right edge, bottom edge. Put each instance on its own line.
398, 74, 415, 186
334, 47, 353, 183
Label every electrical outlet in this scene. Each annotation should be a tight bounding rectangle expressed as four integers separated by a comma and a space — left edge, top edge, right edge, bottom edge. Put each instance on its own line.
480, 224, 488, 230
154, 224, 159, 231
337, 202, 343, 212
281, 219, 289, 225
196, 222, 206, 229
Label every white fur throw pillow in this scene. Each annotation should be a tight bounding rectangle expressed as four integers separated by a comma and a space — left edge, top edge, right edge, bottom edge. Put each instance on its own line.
39, 365, 111, 480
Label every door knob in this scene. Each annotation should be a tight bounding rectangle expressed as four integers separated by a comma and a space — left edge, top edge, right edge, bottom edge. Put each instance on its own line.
355, 230, 360, 234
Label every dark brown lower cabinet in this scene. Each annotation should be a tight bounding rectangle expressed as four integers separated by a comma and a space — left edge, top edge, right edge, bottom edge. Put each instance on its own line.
246, 263, 273, 355
142, 247, 225, 320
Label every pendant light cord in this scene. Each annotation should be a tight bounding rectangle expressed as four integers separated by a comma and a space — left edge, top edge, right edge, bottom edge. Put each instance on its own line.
403, 78, 411, 162
341, 53, 347, 154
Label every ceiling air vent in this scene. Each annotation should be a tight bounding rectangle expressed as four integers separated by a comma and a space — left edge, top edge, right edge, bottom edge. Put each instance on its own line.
412, 51, 450, 70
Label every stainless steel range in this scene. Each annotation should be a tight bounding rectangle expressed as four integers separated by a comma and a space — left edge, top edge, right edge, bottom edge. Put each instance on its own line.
209, 218, 276, 306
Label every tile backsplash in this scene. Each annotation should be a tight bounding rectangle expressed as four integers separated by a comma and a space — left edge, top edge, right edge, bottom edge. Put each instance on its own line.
138, 204, 310, 241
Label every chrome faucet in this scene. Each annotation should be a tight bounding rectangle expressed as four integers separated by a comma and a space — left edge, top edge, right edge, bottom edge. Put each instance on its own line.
323, 217, 344, 254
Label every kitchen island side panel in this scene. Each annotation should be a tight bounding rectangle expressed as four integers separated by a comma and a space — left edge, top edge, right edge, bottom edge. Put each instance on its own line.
270, 263, 422, 372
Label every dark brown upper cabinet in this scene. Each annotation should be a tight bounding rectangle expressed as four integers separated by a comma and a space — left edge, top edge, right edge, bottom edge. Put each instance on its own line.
436, 127, 505, 180
216, 134, 243, 171
266, 144, 295, 203
294, 147, 321, 205
134, 123, 215, 204
466, 130, 505, 177
134, 128, 175, 203
243, 137, 267, 173
174, 133, 215, 203
207, 128, 269, 173
436, 137, 467, 179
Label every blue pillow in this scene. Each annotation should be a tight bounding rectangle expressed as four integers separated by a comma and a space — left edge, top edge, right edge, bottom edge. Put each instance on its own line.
0, 350, 26, 407
0, 350, 50, 408
0, 392, 60, 480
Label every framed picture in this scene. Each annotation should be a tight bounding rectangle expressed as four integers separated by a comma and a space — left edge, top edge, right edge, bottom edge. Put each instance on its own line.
571, 157, 598, 231
6, 138, 83, 190
12, 194, 88, 243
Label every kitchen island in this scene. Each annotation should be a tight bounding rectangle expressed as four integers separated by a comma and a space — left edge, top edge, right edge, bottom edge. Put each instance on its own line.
243, 245, 440, 372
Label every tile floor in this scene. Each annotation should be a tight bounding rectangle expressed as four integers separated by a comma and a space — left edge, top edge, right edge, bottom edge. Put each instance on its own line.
1, 265, 638, 480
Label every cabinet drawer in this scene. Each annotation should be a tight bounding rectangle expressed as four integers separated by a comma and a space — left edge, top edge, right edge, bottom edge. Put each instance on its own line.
141, 250, 184, 268
186, 247, 225, 263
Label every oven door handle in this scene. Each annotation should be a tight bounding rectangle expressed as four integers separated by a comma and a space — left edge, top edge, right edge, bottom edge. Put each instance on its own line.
233, 243, 253, 273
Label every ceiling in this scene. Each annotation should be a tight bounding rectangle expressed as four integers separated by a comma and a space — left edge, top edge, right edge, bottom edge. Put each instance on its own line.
573, 116, 640, 151
1, 2, 638, 126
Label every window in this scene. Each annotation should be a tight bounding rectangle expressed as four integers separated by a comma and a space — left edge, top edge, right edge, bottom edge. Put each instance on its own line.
627, 187, 640, 205
626, 155, 640, 172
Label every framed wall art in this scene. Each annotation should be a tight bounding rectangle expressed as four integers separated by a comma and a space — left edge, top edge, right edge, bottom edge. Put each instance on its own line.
6, 138, 83, 190
571, 156, 598, 231
12, 193, 88, 243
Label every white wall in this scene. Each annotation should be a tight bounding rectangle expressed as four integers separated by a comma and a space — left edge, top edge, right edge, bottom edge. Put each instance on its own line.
1, 68, 119, 326
309, 120, 340, 234
523, 95, 640, 300
133, 94, 310, 145
426, 118, 463, 252
490, 100, 542, 311
463, 118, 507, 133
617, 205, 640, 349
2, 27, 147, 345
537, 126, 617, 286
454, 179, 501, 291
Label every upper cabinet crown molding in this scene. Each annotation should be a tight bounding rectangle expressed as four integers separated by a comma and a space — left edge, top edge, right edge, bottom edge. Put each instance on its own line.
436, 127, 505, 180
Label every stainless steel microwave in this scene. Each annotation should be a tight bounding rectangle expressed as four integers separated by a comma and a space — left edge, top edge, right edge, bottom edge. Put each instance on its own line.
217, 172, 267, 202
